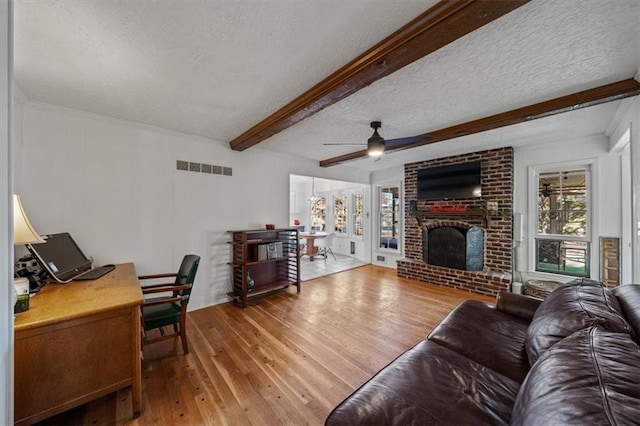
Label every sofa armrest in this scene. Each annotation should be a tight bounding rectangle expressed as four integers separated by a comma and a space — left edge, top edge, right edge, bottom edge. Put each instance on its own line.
495, 291, 542, 322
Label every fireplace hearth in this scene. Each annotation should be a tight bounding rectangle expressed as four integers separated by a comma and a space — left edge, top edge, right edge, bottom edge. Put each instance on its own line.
423, 225, 483, 271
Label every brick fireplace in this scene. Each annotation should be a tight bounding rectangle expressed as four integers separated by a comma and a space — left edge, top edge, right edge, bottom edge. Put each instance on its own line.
397, 147, 513, 296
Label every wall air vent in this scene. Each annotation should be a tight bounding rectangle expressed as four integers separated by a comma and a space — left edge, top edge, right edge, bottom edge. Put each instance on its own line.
177, 160, 232, 177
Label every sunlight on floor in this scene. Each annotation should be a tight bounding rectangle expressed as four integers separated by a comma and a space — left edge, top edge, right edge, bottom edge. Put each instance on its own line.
300, 253, 367, 281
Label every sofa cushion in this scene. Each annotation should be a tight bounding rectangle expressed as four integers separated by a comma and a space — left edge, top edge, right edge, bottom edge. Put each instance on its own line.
428, 300, 531, 383
525, 279, 633, 365
613, 284, 640, 342
495, 291, 542, 322
325, 340, 520, 426
512, 327, 640, 426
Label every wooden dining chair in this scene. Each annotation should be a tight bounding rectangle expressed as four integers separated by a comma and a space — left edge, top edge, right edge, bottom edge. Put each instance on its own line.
139, 254, 200, 355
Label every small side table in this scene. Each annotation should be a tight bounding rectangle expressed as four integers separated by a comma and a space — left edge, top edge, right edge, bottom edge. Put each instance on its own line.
523, 279, 562, 299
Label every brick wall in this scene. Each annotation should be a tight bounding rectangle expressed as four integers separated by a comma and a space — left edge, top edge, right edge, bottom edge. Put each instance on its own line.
397, 147, 514, 296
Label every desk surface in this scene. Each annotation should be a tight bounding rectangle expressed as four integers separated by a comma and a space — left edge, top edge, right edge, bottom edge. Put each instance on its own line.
15, 262, 143, 332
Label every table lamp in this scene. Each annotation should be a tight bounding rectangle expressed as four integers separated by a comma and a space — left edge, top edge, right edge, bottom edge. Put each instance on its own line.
13, 194, 44, 312
13, 194, 45, 246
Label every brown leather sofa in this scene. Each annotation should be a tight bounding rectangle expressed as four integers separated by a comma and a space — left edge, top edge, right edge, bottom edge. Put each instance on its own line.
326, 279, 640, 425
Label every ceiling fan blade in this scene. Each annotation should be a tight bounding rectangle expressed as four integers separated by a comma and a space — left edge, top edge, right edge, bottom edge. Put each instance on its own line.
322, 143, 367, 146
383, 135, 431, 147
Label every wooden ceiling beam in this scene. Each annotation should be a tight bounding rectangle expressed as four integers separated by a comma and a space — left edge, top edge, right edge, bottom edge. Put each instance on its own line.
319, 78, 640, 167
229, 0, 530, 151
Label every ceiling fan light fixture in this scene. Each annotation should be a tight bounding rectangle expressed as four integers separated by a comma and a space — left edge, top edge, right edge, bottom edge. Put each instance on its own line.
367, 121, 385, 157
367, 138, 384, 157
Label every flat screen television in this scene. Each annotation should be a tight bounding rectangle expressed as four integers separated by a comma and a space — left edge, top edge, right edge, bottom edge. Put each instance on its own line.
417, 161, 482, 200
27, 232, 93, 283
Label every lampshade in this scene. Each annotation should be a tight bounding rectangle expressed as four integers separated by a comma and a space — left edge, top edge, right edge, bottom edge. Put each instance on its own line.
13, 194, 45, 245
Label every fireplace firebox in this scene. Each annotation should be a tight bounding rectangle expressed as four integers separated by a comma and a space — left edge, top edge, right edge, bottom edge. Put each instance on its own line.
423, 225, 483, 271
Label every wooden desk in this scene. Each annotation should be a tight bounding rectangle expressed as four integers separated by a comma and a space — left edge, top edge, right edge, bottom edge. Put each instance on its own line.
14, 263, 143, 425
299, 232, 327, 261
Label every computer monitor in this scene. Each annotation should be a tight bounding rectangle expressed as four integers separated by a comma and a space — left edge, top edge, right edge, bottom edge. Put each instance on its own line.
27, 232, 93, 283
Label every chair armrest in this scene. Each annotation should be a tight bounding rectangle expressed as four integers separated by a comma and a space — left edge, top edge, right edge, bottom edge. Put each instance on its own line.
141, 283, 192, 295
143, 295, 184, 307
141, 282, 178, 290
138, 272, 178, 280
495, 291, 542, 322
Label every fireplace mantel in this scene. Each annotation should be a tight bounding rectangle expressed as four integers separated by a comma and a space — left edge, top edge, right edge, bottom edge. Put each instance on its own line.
411, 210, 506, 227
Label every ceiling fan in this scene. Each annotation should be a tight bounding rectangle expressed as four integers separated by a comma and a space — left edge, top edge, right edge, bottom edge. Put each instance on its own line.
323, 121, 428, 158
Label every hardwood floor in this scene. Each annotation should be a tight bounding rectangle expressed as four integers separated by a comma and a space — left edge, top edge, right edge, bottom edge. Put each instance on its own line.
36, 265, 492, 425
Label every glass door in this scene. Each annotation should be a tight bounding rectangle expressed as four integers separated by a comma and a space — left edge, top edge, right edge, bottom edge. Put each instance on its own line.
379, 186, 400, 251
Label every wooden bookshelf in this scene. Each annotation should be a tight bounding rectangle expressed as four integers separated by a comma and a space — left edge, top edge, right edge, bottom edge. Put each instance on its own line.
227, 228, 300, 307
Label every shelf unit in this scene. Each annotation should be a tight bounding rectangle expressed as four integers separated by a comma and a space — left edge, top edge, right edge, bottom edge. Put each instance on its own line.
227, 228, 300, 307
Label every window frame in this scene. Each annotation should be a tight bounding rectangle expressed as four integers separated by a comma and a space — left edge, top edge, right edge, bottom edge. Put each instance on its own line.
377, 184, 401, 253
351, 190, 364, 240
333, 194, 348, 235
310, 195, 327, 233
528, 161, 596, 279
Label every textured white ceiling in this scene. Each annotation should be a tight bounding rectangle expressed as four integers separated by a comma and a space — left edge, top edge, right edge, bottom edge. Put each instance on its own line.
14, 0, 640, 172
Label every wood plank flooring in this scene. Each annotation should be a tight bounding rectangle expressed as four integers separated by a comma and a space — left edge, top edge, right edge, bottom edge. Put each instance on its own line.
36, 265, 493, 425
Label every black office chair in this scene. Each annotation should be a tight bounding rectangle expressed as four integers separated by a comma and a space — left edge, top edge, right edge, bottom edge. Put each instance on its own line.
139, 254, 200, 355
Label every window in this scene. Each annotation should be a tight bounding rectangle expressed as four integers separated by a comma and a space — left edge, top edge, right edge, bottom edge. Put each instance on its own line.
310, 196, 326, 232
534, 167, 590, 277
334, 195, 348, 235
379, 186, 400, 251
352, 191, 364, 237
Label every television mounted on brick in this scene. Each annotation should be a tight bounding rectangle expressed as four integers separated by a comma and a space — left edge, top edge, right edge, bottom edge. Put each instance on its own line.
417, 161, 482, 201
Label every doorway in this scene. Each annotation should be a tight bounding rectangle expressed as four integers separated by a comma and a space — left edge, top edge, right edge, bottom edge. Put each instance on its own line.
289, 174, 370, 280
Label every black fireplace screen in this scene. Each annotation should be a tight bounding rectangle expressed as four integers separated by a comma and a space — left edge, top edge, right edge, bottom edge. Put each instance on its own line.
423, 226, 483, 271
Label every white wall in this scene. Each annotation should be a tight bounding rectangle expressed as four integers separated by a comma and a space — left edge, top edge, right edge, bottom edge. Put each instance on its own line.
16, 102, 369, 311
11, 85, 24, 192
514, 134, 624, 283
1, 2, 12, 423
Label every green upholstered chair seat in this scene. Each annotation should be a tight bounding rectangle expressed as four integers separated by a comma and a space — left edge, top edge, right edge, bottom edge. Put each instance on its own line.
142, 301, 182, 331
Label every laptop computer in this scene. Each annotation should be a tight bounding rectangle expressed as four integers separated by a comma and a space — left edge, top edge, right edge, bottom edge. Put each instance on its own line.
27, 232, 113, 283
